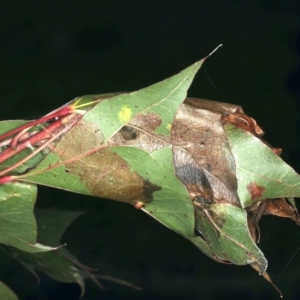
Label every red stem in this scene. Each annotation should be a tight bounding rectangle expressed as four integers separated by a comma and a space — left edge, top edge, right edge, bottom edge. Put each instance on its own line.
0, 106, 73, 143
0, 113, 77, 165
0, 176, 14, 184
0, 113, 82, 178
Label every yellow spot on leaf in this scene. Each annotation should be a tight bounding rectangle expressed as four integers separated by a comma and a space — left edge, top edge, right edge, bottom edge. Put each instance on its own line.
118, 106, 132, 123
167, 123, 172, 130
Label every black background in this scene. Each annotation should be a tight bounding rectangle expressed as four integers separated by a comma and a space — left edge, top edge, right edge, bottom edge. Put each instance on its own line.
0, 1, 300, 299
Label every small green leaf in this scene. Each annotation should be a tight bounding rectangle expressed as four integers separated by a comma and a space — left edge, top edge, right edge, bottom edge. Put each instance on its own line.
0, 182, 55, 252
195, 202, 267, 271
5, 209, 94, 297
224, 123, 300, 207
0, 281, 18, 300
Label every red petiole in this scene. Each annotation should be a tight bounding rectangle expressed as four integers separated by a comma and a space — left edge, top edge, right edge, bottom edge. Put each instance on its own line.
0, 103, 83, 182
0, 105, 73, 143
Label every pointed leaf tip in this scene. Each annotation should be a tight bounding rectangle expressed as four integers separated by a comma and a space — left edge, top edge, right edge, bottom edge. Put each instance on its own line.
81, 56, 206, 141
207, 44, 223, 58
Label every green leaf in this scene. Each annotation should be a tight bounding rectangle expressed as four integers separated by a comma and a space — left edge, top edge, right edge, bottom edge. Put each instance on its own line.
19, 152, 92, 196
111, 146, 195, 237
0, 182, 55, 252
83, 59, 205, 140
194, 202, 267, 271
224, 123, 300, 208
0, 281, 18, 300
4, 209, 96, 297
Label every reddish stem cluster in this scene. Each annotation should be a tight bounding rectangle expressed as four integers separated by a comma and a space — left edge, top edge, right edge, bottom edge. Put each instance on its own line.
0, 104, 82, 184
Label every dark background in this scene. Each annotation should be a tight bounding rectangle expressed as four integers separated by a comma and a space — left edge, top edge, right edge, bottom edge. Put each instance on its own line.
0, 0, 300, 299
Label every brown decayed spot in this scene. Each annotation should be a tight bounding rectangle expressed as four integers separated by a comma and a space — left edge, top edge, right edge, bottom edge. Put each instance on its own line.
143, 179, 161, 201
247, 182, 265, 201
129, 112, 162, 132
222, 113, 264, 137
